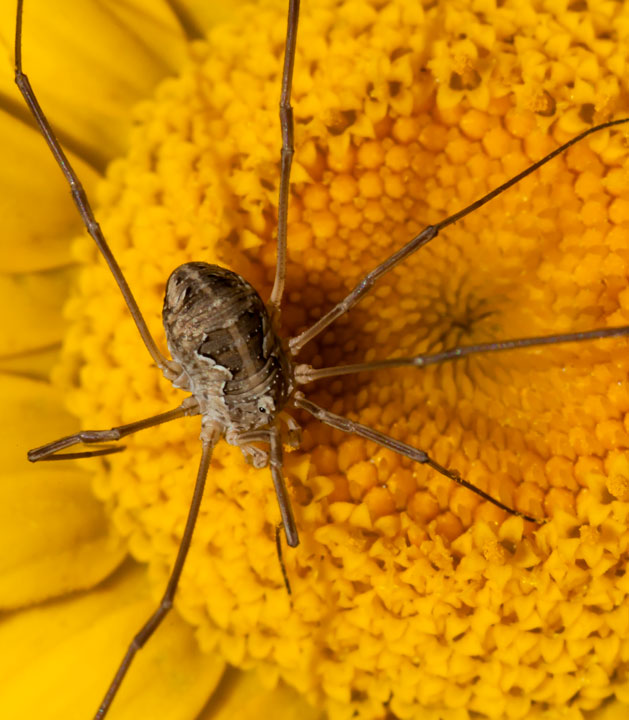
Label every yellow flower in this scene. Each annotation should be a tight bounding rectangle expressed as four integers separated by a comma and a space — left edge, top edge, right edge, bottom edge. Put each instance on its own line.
0, 0, 319, 718
2, 0, 629, 719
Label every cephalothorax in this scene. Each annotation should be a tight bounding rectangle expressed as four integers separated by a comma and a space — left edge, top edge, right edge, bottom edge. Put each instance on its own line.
160, 260, 298, 548
14, 0, 629, 717
163, 262, 294, 443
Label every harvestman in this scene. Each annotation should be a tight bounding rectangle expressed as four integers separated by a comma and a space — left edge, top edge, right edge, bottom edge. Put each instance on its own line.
13, 0, 629, 717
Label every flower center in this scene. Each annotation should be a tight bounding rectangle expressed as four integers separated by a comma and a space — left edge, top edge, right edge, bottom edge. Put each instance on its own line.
56, 0, 629, 717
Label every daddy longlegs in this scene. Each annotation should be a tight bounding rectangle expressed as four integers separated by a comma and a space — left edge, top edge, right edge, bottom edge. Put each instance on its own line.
13, 0, 629, 717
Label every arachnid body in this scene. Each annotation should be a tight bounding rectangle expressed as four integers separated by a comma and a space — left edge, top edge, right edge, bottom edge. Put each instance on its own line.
10, 0, 629, 719
163, 263, 294, 447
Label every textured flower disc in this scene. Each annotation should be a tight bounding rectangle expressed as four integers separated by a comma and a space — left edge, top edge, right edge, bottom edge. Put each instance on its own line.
55, 0, 629, 718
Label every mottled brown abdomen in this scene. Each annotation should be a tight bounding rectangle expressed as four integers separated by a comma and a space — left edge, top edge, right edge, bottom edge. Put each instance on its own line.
163, 262, 293, 432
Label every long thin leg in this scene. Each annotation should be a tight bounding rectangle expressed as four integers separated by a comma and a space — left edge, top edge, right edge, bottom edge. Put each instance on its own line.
295, 324, 629, 383
293, 394, 542, 523
288, 117, 629, 355
28, 402, 198, 462
94, 431, 218, 720
268, 0, 300, 313
275, 524, 292, 595
13, 0, 179, 380
268, 427, 299, 547
235, 428, 297, 590
235, 428, 299, 546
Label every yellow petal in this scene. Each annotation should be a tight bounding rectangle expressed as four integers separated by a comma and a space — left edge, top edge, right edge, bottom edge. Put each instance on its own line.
199, 667, 324, 720
175, 0, 255, 35
0, 561, 226, 720
0, 267, 72, 356
0, 110, 100, 273
0, 0, 187, 167
0, 346, 58, 379
0, 371, 126, 606
0, 464, 126, 609
0, 373, 79, 472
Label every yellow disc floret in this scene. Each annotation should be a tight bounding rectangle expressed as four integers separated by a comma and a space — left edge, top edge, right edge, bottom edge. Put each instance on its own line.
56, 0, 629, 718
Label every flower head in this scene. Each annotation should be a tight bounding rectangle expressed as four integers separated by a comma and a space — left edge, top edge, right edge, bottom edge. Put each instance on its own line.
4, 0, 629, 718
